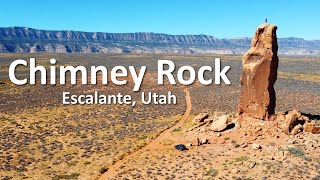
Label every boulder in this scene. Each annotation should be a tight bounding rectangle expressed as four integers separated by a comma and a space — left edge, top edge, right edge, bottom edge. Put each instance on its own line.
216, 132, 221, 137
304, 122, 320, 134
201, 138, 208, 144
291, 124, 303, 135
238, 23, 279, 120
231, 168, 240, 174
299, 115, 309, 121
204, 118, 214, 123
288, 109, 302, 119
281, 113, 299, 135
209, 115, 228, 132
241, 142, 248, 148
252, 143, 262, 150
192, 113, 209, 123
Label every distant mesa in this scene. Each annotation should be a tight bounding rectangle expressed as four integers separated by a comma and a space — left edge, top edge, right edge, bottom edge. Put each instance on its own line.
0, 26, 320, 55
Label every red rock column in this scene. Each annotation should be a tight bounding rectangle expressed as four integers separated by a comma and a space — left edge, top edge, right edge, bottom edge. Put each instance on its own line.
237, 23, 279, 120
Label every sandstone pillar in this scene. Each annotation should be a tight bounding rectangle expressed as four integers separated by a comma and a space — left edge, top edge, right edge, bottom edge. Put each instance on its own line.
238, 23, 279, 120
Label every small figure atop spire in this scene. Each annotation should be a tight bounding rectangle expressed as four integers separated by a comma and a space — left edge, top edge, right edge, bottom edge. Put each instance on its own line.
265, 18, 268, 23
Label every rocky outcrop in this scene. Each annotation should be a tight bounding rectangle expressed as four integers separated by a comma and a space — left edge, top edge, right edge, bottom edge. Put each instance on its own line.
304, 121, 320, 134
0, 27, 320, 54
278, 110, 320, 135
192, 113, 209, 123
237, 23, 279, 120
209, 115, 228, 132
252, 143, 262, 150
188, 113, 231, 132
291, 124, 303, 135
281, 111, 299, 135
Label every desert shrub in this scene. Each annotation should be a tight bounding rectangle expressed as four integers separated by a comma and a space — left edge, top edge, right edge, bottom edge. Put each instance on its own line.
234, 156, 249, 162
287, 147, 304, 157
84, 161, 91, 165
99, 167, 108, 174
52, 173, 80, 180
138, 135, 148, 140
205, 168, 218, 177
16, 167, 27, 172
171, 127, 181, 133
67, 161, 78, 167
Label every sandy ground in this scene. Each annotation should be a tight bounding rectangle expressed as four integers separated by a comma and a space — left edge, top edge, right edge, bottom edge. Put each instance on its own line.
100, 88, 191, 179
1, 54, 320, 179
100, 88, 320, 180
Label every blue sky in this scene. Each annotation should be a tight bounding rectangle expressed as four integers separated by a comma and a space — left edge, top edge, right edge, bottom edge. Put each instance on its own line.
1, 0, 319, 39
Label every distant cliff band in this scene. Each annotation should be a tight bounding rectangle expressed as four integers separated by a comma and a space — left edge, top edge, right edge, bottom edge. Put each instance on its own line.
0, 27, 320, 55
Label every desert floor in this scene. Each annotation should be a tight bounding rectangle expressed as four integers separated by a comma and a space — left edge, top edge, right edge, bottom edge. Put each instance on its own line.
0, 54, 319, 179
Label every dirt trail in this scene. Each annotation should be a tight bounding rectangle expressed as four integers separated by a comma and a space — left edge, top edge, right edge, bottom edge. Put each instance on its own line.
99, 88, 191, 179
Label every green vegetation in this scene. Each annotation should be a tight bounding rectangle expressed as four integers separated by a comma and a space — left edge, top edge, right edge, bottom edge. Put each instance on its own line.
234, 156, 249, 162
83, 161, 91, 165
287, 147, 310, 161
138, 135, 149, 140
171, 127, 182, 133
287, 147, 305, 157
66, 161, 78, 167
205, 168, 218, 177
278, 71, 320, 83
230, 139, 240, 148
52, 173, 80, 180
16, 167, 27, 172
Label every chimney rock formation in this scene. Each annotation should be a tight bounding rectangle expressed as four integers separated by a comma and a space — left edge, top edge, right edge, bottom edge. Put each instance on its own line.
238, 23, 279, 120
